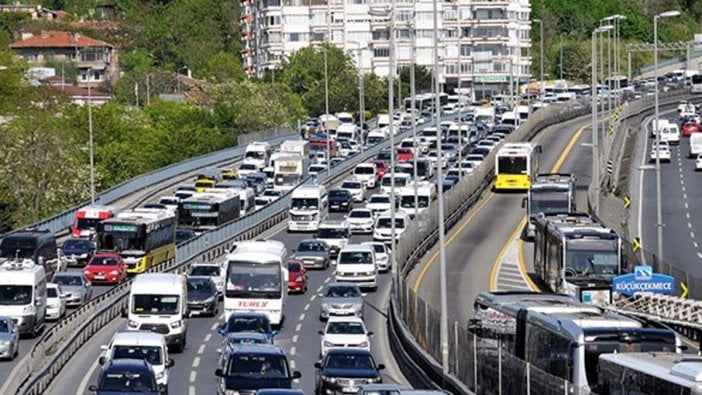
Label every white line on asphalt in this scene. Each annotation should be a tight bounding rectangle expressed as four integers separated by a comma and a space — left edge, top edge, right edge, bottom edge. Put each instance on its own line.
290, 346, 297, 355
695, 242, 699, 248
687, 213, 691, 219
686, 202, 690, 209
193, 357, 200, 368
316, 285, 324, 292
299, 313, 306, 321
295, 323, 302, 331
683, 193, 687, 200
304, 303, 310, 311
292, 335, 299, 343
324, 277, 331, 283
637, 117, 651, 265
189, 386, 196, 395
682, 186, 686, 192
310, 294, 317, 301
204, 333, 212, 342
680, 173, 684, 178
77, 358, 101, 394
211, 322, 219, 331
198, 344, 206, 354
698, 252, 702, 259
190, 371, 197, 383
689, 223, 694, 229
290, 360, 297, 369
691, 232, 695, 239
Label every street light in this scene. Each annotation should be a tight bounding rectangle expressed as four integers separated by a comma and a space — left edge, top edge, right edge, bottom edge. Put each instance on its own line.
533, 19, 544, 101
347, 41, 366, 152
399, 19, 420, 217
591, 25, 613, 215
654, 10, 680, 261
85, 67, 96, 204
313, 44, 332, 176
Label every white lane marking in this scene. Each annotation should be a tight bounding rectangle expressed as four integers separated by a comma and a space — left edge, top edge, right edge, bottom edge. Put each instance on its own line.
316, 285, 324, 293
698, 252, 702, 259
219, 312, 225, 320
78, 358, 101, 394
324, 277, 331, 283
687, 213, 691, 219
193, 357, 201, 368
295, 323, 302, 331
204, 333, 212, 342
695, 242, 699, 248
290, 360, 297, 369
686, 202, 690, 209
190, 371, 197, 383
310, 294, 317, 301
689, 223, 694, 229
198, 344, 206, 354
189, 386, 196, 395
292, 335, 299, 343
682, 186, 686, 192
680, 173, 684, 178
211, 322, 219, 331
290, 346, 296, 355
637, 117, 651, 265
683, 193, 688, 200
304, 303, 310, 311
299, 313, 306, 321
691, 232, 696, 239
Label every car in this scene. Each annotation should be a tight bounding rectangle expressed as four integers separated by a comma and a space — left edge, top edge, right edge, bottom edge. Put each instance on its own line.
292, 239, 331, 270
89, 359, 164, 395
319, 316, 372, 356
157, 196, 180, 213
441, 144, 458, 162
361, 242, 391, 273
340, 179, 366, 202
319, 282, 364, 320
316, 220, 351, 258
175, 228, 197, 245
83, 252, 127, 285
52, 272, 92, 307
328, 188, 354, 212
287, 259, 308, 294
218, 312, 278, 343
365, 194, 393, 217
696, 154, 702, 171
373, 161, 388, 179
330, 157, 345, 167
396, 147, 414, 162
61, 238, 97, 267
353, 163, 379, 189
257, 390, 306, 395
315, 349, 385, 395
189, 262, 225, 297
649, 141, 671, 163
215, 344, 301, 395
445, 168, 471, 184
683, 121, 700, 137
246, 172, 268, 195
218, 332, 272, 352
0, 316, 19, 360
186, 276, 218, 317
476, 139, 498, 150
46, 282, 67, 321
426, 150, 448, 169
463, 153, 485, 168
376, 148, 392, 162
373, 212, 410, 243
262, 189, 284, 201
309, 164, 327, 176
238, 162, 261, 178
346, 208, 375, 233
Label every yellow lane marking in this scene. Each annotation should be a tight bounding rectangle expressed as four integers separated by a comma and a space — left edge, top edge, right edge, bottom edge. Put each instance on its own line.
490, 215, 527, 291
551, 124, 589, 173
412, 192, 495, 293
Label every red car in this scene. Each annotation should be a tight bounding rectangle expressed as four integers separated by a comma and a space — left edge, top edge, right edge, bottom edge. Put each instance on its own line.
287, 259, 308, 294
397, 148, 414, 162
373, 160, 388, 180
683, 121, 700, 137
83, 253, 127, 285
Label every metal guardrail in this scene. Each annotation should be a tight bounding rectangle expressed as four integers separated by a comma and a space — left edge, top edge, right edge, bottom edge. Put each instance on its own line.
0, 126, 294, 239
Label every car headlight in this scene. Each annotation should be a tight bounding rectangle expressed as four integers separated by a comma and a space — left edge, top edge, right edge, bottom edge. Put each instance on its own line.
322, 376, 337, 383
366, 271, 375, 276
369, 376, 382, 383
204, 296, 216, 304
360, 341, 369, 348
127, 320, 139, 328
83, 270, 91, 275
170, 320, 183, 329
155, 371, 165, 380
22, 305, 34, 314
224, 391, 240, 395
323, 340, 334, 347
0, 340, 9, 346
321, 303, 331, 310
109, 270, 120, 275
79, 253, 88, 259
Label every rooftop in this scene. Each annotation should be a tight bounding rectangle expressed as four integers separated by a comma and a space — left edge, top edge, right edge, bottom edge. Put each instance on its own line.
11, 30, 114, 49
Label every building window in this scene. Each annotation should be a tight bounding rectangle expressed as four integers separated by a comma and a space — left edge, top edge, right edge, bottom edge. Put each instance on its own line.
23, 53, 38, 63
79, 50, 105, 62
263, 0, 281, 7
312, 32, 325, 42
284, 15, 308, 25
287, 32, 309, 42
347, 0, 366, 4
373, 48, 389, 58
443, 9, 457, 20
397, 29, 410, 39
372, 29, 389, 40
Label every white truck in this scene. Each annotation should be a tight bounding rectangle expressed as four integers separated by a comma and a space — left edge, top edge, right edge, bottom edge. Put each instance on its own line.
288, 185, 328, 231
244, 142, 272, 169
0, 259, 47, 337
280, 140, 310, 158
274, 155, 309, 192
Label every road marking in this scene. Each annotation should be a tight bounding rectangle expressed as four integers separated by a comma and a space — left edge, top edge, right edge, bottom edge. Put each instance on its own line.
682, 186, 686, 192
687, 213, 691, 219
517, 237, 539, 291
290, 360, 297, 369
77, 358, 101, 394
490, 216, 529, 291
295, 323, 302, 331
691, 232, 695, 239
189, 386, 196, 395
211, 322, 219, 331
317, 285, 324, 293
204, 333, 212, 342
683, 193, 688, 200
685, 202, 690, 209
193, 357, 200, 368
698, 253, 702, 259
198, 344, 206, 354
695, 242, 699, 248
310, 294, 317, 301
292, 335, 299, 343
689, 223, 693, 229
412, 192, 496, 292
190, 371, 197, 383
551, 124, 589, 173
290, 346, 297, 355
324, 277, 331, 283
299, 313, 305, 321
304, 303, 310, 311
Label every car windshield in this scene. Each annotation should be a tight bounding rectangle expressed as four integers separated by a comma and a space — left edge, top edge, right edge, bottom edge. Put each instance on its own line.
291, 198, 319, 210
90, 256, 120, 266
325, 353, 375, 370
367, 244, 385, 254
329, 190, 350, 199
377, 218, 405, 228
317, 228, 348, 239
187, 278, 214, 293
191, 266, 220, 276
53, 275, 83, 286
342, 181, 362, 189
355, 166, 374, 174
47, 287, 59, 298
349, 210, 372, 218
240, 163, 257, 170
327, 321, 366, 335
99, 371, 156, 392
381, 177, 407, 187
298, 241, 326, 252
226, 317, 271, 334
288, 262, 303, 273
0, 285, 32, 305
63, 239, 90, 250
112, 345, 163, 365
226, 354, 289, 378
339, 251, 373, 265
325, 285, 361, 298
369, 196, 391, 204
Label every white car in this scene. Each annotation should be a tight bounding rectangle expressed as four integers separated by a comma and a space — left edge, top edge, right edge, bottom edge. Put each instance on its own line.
649, 141, 671, 163
262, 189, 283, 201
464, 154, 485, 168
316, 220, 352, 258
455, 161, 476, 174
309, 164, 327, 176
365, 194, 393, 217
353, 163, 378, 189
696, 154, 702, 171
346, 209, 375, 233
158, 196, 180, 213
427, 150, 448, 169
373, 212, 410, 243
46, 283, 66, 321
340, 179, 366, 202
237, 162, 260, 178
476, 139, 498, 150
361, 241, 391, 272
320, 317, 372, 356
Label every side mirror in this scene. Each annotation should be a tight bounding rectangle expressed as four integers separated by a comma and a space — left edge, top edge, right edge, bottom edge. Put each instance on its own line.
215, 368, 224, 377
361, 293, 368, 297
99, 345, 108, 352
88, 385, 98, 392
98, 356, 106, 365
318, 330, 324, 335
367, 331, 374, 337
521, 197, 527, 208
217, 326, 226, 336
378, 364, 386, 370
166, 358, 175, 368
271, 330, 279, 337
120, 309, 127, 318
314, 362, 322, 369
292, 371, 302, 379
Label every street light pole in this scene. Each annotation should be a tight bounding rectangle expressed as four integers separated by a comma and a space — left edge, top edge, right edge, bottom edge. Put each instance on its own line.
592, 26, 613, 215
654, 10, 681, 261
348, 41, 366, 153
456, 18, 463, 180
533, 19, 544, 101
409, 21, 419, 218
323, 47, 331, 177
87, 67, 95, 204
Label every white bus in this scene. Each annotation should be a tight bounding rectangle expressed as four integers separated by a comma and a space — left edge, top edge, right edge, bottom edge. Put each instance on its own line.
288, 185, 328, 231
224, 240, 288, 325
598, 352, 702, 395
494, 142, 541, 191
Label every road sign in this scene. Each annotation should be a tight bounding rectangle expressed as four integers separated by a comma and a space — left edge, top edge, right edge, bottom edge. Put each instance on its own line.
632, 237, 641, 252
608, 124, 615, 134
624, 196, 631, 209
681, 282, 689, 298
612, 265, 675, 296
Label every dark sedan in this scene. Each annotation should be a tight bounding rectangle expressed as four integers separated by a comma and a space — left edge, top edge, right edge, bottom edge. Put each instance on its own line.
315, 349, 385, 395
329, 188, 353, 212
186, 276, 218, 317
62, 238, 96, 267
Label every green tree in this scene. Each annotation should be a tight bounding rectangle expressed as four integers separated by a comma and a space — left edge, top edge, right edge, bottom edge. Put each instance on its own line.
0, 49, 29, 114
200, 51, 246, 82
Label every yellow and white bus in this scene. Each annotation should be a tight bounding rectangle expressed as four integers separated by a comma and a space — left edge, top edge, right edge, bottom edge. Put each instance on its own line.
494, 142, 541, 191
97, 208, 176, 274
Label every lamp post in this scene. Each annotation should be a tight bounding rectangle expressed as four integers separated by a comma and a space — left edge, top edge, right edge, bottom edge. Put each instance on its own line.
533, 19, 544, 101
654, 10, 681, 261
324, 47, 330, 176
402, 19, 419, 217
591, 25, 613, 215
86, 67, 96, 204
348, 41, 366, 152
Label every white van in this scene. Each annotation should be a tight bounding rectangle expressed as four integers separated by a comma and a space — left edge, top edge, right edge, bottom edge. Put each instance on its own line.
244, 141, 272, 169
373, 212, 410, 243
398, 183, 436, 216
126, 273, 188, 353
336, 112, 355, 125
380, 173, 412, 195
99, 331, 174, 389
288, 185, 328, 231
336, 124, 358, 142
0, 259, 47, 337
335, 245, 377, 291
377, 114, 391, 128
316, 220, 351, 257
659, 123, 680, 145
651, 119, 670, 138
366, 129, 388, 145
238, 188, 256, 213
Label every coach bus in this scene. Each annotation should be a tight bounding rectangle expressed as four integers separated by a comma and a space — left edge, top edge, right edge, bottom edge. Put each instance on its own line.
494, 142, 541, 191
97, 208, 176, 274
177, 190, 240, 233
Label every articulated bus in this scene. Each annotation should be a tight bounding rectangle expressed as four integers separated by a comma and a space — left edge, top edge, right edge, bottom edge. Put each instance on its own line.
224, 240, 288, 325
523, 173, 576, 238
177, 189, 240, 233
598, 352, 702, 394
71, 205, 115, 238
494, 142, 541, 191
533, 212, 622, 305
471, 292, 683, 395
97, 208, 176, 274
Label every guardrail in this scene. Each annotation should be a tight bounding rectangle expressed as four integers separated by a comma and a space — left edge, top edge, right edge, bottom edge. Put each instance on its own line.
0, 126, 294, 239
13, 117, 439, 394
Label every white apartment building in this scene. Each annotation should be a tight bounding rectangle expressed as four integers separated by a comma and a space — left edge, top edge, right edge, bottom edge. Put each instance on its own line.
241, 0, 532, 99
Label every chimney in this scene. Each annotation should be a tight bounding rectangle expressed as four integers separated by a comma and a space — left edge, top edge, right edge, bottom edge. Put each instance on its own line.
187, 68, 192, 79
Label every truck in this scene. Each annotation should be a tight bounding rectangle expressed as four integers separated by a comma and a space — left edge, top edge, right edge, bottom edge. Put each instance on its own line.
274, 155, 309, 192
690, 133, 702, 158
244, 142, 272, 169
280, 140, 310, 158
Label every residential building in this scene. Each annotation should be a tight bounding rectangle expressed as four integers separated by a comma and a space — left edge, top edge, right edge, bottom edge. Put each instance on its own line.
41, 77, 112, 106
10, 30, 119, 87
241, 0, 531, 98
0, 2, 66, 20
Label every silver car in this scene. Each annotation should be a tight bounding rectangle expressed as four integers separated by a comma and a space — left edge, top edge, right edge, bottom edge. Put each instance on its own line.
52, 272, 92, 307
292, 240, 331, 270
0, 316, 19, 360
319, 283, 364, 320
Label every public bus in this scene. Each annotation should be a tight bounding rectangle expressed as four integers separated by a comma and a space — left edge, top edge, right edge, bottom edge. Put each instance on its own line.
605, 75, 629, 91
471, 292, 683, 395
523, 173, 576, 238
71, 205, 115, 238
598, 352, 702, 394
97, 208, 176, 274
691, 74, 702, 94
224, 240, 288, 325
177, 190, 241, 233
494, 142, 541, 191
533, 212, 622, 305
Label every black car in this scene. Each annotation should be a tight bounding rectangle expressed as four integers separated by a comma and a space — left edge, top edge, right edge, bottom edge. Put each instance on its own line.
218, 312, 278, 343
315, 349, 385, 395
328, 188, 353, 212
215, 344, 301, 395
375, 149, 392, 162
89, 359, 165, 395
175, 228, 196, 245
186, 276, 218, 317
62, 238, 96, 267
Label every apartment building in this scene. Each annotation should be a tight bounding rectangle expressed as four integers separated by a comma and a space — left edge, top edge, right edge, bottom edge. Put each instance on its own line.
241, 0, 531, 98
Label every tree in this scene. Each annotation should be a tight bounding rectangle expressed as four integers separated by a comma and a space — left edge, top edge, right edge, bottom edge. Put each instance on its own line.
200, 51, 246, 82
0, 49, 29, 114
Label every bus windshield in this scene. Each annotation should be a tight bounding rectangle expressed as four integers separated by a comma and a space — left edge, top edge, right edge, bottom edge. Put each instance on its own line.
565, 240, 619, 276
245, 151, 265, 160
497, 156, 528, 174
530, 189, 570, 215
290, 198, 319, 210
100, 229, 144, 253
76, 217, 101, 231
132, 294, 179, 315
226, 264, 281, 298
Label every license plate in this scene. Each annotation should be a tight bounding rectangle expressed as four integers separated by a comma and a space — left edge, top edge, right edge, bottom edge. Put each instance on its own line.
342, 388, 357, 393
94, 275, 105, 280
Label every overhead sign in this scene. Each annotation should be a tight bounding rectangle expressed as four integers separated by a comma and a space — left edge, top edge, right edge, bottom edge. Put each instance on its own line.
475, 75, 510, 83
612, 265, 675, 296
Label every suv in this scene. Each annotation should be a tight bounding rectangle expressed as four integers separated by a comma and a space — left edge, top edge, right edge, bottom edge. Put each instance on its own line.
315, 349, 385, 395
335, 245, 377, 291
218, 312, 278, 343
316, 220, 351, 258
215, 344, 301, 395
90, 359, 164, 395
353, 163, 379, 189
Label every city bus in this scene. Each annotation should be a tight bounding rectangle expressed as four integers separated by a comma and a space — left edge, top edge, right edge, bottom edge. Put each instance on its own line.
533, 212, 622, 305
97, 208, 176, 274
177, 190, 241, 233
598, 352, 702, 394
523, 173, 576, 238
494, 142, 541, 191
71, 205, 115, 238
691, 74, 702, 94
224, 240, 288, 325
471, 292, 683, 395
